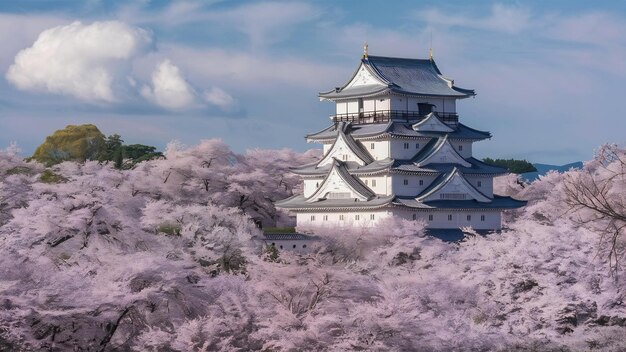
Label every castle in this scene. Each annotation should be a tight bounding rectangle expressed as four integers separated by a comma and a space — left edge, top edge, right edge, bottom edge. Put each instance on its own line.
276, 48, 525, 230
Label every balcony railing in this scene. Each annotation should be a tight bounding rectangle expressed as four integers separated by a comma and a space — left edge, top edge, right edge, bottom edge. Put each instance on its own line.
330, 110, 458, 125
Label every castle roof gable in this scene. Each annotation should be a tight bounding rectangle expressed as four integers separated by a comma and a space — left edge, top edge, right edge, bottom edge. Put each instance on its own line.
319, 55, 475, 100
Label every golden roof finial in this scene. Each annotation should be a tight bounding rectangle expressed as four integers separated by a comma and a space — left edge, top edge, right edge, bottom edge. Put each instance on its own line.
363, 42, 368, 58
429, 30, 433, 60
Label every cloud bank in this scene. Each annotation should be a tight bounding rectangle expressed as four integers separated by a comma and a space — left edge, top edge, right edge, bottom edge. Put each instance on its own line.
6, 21, 152, 102
141, 59, 195, 110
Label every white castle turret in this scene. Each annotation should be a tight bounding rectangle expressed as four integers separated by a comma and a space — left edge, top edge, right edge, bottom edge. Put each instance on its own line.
276, 51, 525, 230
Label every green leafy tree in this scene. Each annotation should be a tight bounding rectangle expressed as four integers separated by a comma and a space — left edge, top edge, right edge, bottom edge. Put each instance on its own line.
483, 158, 537, 174
31, 124, 106, 166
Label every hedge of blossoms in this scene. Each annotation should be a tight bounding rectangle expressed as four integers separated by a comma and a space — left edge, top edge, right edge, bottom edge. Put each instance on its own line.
0, 141, 624, 351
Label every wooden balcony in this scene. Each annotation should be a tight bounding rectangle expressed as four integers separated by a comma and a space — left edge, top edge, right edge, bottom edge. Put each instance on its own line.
330, 110, 458, 125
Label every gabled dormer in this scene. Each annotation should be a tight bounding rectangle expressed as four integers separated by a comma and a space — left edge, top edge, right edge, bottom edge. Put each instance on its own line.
412, 135, 471, 167
317, 123, 374, 167
307, 159, 375, 202
412, 112, 454, 132
417, 168, 491, 203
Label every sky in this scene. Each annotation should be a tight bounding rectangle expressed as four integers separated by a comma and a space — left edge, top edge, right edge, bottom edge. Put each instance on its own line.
1, 0, 625, 164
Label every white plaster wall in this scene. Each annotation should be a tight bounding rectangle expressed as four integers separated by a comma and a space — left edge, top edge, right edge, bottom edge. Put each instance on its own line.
295, 209, 502, 230
465, 175, 494, 197
347, 100, 359, 114
449, 140, 473, 158
336, 102, 348, 115
296, 210, 393, 227
363, 99, 376, 112
394, 209, 502, 230
362, 140, 390, 160
338, 96, 458, 116
443, 98, 456, 113
357, 175, 390, 195
401, 97, 457, 114
346, 64, 385, 88
389, 95, 407, 111
391, 174, 438, 197
322, 143, 332, 155
303, 178, 324, 198
318, 135, 367, 166
376, 98, 390, 111
389, 139, 423, 160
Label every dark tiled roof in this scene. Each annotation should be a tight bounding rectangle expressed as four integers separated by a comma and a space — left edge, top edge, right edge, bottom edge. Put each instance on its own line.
392, 157, 508, 175
292, 156, 506, 177
319, 56, 475, 99
338, 123, 374, 164
332, 159, 376, 199
291, 158, 394, 176
261, 233, 317, 241
394, 195, 527, 209
276, 194, 394, 210
306, 121, 490, 141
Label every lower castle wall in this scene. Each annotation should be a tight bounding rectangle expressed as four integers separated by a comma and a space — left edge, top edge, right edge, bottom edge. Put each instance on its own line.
295, 209, 502, 230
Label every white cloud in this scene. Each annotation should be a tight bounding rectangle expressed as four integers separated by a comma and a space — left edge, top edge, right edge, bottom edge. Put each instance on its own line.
141, 59, 196, 110
161, 45, 344, 89
419, 4, 531, 34
6, 21, 152, 102
203, 87, 235, 111
0, 14, 68, 69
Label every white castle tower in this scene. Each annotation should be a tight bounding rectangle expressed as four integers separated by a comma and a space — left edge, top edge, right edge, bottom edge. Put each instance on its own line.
276, 49, 525, 230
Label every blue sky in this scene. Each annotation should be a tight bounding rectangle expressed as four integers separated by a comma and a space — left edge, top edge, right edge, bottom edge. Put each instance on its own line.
1, 0, 625, 164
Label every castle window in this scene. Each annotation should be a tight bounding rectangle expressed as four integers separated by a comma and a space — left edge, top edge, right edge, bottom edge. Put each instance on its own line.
372, 179, 377, 187
428, 214, 433, 221
311, 215, 315, 221
303, 244, 307, 248
370, 214, 375, 220
323, 215, 328, 221
467, 215, 471, 221
403, 142, 409, 149
293, 244, 297, 249
370, 143, 375, 149
458, 145, 463, 151
440, 193, 467, 200
342, 154, 348, 161
340, 215, 344, 221
416, 143, 420, 149
412, 214, 417, 220
280, 245, 283, 249
481, 215, 485, 221
419, 179, 424, 186
477, 181, 482, 187
327, 192, 351, 199
365, 179, 368, 185
271, 242, 275, 246
448, 214, 453, 221
403, 179, 408, 185
355, 214, 360, 220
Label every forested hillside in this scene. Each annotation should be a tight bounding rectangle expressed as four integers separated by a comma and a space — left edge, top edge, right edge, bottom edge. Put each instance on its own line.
0, 141, 624, 351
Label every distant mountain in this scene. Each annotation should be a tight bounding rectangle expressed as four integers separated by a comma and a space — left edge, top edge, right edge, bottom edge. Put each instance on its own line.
520, 162, 584, 182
